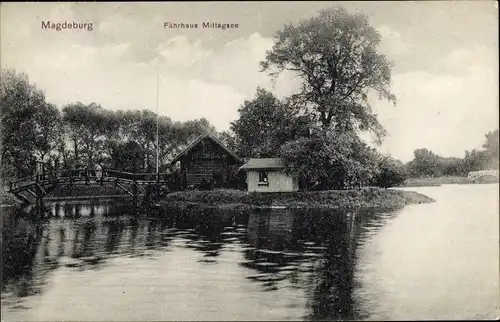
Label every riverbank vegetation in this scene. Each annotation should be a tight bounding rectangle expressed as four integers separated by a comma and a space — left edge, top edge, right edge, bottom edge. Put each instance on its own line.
405, 133, 498, 179
403, 175, 498, 187
161, 188, 434, 209
403, 176, 469, 187
401, 132, 499, 187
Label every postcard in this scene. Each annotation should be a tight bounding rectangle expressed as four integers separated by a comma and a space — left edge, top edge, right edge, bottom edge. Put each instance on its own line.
1, 2, 498, 321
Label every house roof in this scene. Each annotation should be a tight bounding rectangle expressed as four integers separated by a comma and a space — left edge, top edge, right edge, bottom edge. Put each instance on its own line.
170, 132, 241, 164
239, 158, 285, 170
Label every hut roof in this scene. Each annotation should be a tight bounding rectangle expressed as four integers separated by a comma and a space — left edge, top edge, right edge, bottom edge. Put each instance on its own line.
239, 158, 285, 170
170, 132, 241, 164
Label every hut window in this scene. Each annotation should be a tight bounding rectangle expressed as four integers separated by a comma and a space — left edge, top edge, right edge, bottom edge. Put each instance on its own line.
258, 171, 268, 184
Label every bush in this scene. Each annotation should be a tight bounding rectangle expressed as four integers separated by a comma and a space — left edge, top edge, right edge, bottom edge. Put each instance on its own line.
373, 156, 408, 188
280, 131, 380, 190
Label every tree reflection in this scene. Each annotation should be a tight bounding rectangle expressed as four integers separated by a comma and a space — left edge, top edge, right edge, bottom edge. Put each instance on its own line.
242, 208, 306, 288
128, 218, 140, 251
242, 207, 370, 320
104, 220, 125, 253
1, 207, 44, 297
70, 221, 97, 259
303, 210, 355, 320
160, 206, 251, 259
2, 200, 400, 320
1, 201, 144, 302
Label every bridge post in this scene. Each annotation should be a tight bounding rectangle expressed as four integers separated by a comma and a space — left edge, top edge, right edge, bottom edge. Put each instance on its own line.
85, 168, 90, 185
34, 183, 45, 218
132, 180, 138, 207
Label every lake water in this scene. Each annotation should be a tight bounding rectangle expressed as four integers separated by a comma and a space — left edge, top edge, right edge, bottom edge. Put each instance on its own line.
1, 184, 499, 320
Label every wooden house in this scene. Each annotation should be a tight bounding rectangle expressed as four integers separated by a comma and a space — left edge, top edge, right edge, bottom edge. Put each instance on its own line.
170, 133, 243, 189
239, 158, 299, 192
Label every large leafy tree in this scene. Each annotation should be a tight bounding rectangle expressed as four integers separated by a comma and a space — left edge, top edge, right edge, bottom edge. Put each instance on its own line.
108, 110, 214, 172
136, 110, 160, 172
167, 118, 216, 155
111, 141, 143, 173
231, 87, 310, 158
254, 6, 397, 189
407, 148, 441, 177
1, 69, 61, 178
32, 102, 63, 168
463, 149, 489, 173
62, 102, 118, 167
216, 130, 238, 153
373, 155, 408, 188
280, 131, 380, 190
261, 6, 396, 142
156, 116, 205, 171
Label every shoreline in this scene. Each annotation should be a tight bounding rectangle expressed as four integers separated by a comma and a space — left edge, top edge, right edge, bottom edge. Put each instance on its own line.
158, 188, 435, 210
0, 192, 132, 207
2, 187, 435, 209
402, 175, 498, 187
0, 185, 132, 206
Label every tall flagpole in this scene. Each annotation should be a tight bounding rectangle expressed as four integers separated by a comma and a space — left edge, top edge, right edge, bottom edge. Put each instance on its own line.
156, 64, 160, 182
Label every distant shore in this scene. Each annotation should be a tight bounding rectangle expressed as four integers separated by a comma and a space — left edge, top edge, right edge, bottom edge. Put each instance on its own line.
159, 188, 435, 210
402, 175, 498, 187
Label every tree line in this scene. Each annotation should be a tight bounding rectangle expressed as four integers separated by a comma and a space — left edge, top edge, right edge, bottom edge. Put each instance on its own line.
0, 69, 217, 180
406, 131, 499, 178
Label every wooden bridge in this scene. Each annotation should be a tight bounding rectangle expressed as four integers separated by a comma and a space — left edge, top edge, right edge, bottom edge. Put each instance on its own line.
7, 169, 181, 205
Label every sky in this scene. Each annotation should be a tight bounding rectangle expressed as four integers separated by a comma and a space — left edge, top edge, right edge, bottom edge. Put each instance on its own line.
1, 1, 498, 162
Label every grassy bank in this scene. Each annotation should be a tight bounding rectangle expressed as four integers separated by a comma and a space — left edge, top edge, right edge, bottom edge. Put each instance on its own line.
160, 187, 434, 209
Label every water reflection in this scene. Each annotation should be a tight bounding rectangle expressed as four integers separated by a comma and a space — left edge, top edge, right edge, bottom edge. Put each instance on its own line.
1, 208, 44, 299
3, 202, 376, 320
2, 186, 498, 321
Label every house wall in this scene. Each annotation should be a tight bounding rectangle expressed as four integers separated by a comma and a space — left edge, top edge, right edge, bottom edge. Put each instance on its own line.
180, 138, 239, 188
184, 159, 226, 187
247, 170, 298, 192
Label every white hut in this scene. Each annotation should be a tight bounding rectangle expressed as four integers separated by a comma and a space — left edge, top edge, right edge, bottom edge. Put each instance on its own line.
239, 158, 299, 192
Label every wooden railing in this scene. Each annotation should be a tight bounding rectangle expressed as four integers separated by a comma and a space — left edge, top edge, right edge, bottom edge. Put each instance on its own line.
8, 169, 176, 193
